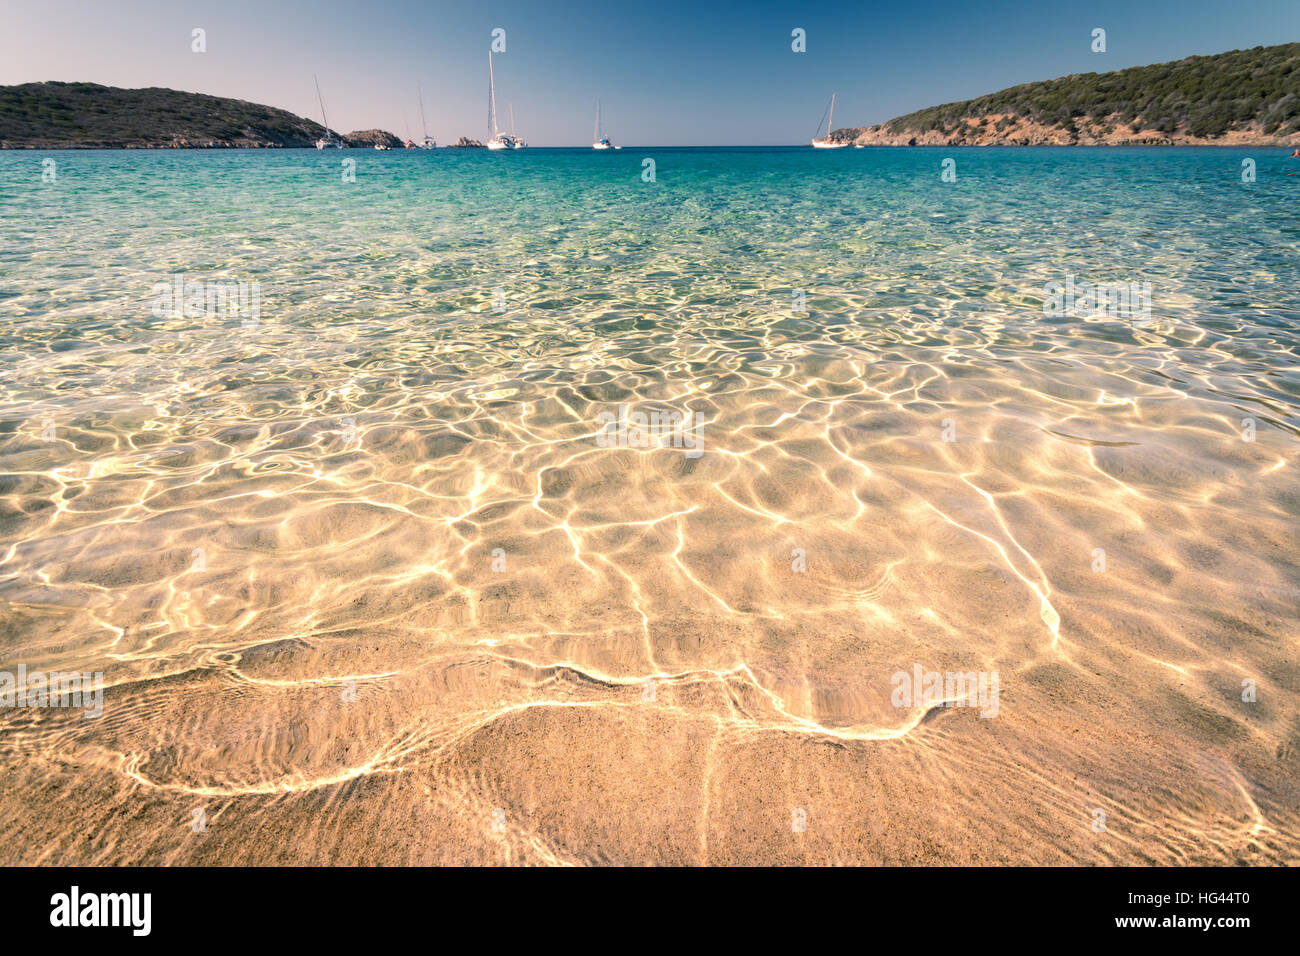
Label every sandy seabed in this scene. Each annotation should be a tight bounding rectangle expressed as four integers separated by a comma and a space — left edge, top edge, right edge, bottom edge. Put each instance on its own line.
2, 325, 1297, 865
2, 147, 1298, 865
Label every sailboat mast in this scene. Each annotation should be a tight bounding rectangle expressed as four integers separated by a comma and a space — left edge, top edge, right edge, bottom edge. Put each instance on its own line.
510, 103, 516, 137
418, 84, 429, 139
488, 52, 499, 137
594, 100, 600, 141
314, 73, 330, 135
828, 93, 835, 137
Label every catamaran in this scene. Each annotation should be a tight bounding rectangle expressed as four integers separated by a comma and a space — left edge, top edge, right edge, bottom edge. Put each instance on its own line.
811, 93, 848, 149
592, 100, 618, 149
486, 52, 524, 150
418, 85, 436, 148
313, 75, 345, 149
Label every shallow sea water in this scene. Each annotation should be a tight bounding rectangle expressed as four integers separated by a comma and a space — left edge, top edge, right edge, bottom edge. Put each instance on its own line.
1, 146, 1297, 864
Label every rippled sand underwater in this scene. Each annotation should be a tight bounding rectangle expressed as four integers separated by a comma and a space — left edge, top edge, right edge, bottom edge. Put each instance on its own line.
1, 147, 1298, 865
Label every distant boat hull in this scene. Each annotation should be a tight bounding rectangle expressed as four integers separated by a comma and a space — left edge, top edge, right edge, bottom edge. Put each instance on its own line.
811, 139, 848, 149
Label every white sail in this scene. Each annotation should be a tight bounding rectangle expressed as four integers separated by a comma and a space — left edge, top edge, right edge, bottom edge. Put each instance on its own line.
315, 74, 329, 133
488, 52, 499, 139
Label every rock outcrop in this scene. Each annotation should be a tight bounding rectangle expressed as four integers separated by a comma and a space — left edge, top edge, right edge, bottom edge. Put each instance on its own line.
344, 129, 402, 148
842, 116, 1297, 147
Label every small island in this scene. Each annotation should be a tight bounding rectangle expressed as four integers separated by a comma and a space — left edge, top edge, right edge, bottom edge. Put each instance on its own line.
343, 129, 403, 149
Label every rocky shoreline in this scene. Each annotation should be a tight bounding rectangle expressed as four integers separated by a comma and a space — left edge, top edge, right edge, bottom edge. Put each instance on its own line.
835, 116, 1300, 147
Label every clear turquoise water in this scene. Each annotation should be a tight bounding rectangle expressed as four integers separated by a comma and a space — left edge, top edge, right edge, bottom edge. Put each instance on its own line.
1, 147, 1298, 864
3, 147, 1298, 415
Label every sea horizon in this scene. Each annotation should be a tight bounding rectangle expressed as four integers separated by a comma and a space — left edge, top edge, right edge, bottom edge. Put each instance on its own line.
6, 143, 1297, 149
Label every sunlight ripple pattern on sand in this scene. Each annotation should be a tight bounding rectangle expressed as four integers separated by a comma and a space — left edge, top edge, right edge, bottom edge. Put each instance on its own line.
0, 147, 1297, 865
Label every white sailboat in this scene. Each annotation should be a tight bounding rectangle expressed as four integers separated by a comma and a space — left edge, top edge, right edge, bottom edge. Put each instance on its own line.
418, 85, 436, 148
486, 52, 524, 150
313, 75, 345, 149
509, 103, 527, 149
811, 93, 848, 149
592, 100, 617, 149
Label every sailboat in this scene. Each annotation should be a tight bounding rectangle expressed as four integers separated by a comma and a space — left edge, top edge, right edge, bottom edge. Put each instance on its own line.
313, 75, 345, 149
486, 52, 525, 150
592, 100, 617, 149
509, 103, 527, 149
418, 85, 436, 148
811, 93, 848, 149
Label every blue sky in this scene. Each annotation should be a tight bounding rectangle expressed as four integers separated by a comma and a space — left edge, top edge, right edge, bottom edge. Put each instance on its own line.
1, 0, 1296, 144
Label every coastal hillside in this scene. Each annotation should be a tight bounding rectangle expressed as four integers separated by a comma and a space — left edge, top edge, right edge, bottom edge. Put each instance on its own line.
0, 82, 333, 147
838, 43, 1300, 146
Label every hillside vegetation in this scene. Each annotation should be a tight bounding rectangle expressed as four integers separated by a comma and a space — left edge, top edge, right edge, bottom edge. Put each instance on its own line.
841, 43, 1300, 146
0, 82, 330, 147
